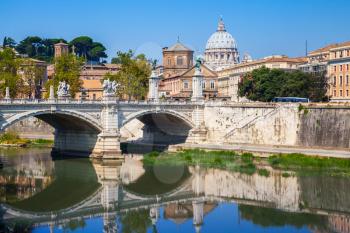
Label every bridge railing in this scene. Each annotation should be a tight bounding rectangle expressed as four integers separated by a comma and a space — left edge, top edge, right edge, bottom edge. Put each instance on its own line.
0, 98, 203, 106
0, 98, 103, 105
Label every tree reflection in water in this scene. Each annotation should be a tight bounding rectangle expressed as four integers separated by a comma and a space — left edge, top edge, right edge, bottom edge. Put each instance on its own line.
1, 149, 350, 233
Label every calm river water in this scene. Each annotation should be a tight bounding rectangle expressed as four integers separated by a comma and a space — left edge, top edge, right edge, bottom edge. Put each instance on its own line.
0, 148, 350, 233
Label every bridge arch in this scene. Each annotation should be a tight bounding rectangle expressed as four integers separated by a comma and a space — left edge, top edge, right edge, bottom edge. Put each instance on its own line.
1, 109, 102, 132
121, 109, 193, 147
1, 109, 103, 156
122, 109, 194, 128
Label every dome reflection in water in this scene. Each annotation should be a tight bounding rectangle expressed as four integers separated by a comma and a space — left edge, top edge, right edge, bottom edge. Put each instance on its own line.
0, 148, 350, 233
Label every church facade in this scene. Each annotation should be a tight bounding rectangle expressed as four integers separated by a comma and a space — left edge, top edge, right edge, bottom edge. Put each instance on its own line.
159, 18, 238, 100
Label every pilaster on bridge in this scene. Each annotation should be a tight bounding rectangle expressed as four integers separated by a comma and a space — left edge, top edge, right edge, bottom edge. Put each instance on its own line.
92, 96, 123, 160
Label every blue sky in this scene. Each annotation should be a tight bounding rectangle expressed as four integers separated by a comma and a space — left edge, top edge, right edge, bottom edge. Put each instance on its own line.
1, 0, 350, 62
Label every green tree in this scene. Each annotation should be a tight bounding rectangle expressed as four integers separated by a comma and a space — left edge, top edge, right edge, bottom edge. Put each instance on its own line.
88, 42, 107, 62
69, 36, 93, 58
69, 36, 107, 62
107, 50, 151, 100
238, 67, 328, 102
2, 37, 16, 48
20, 59, 47, 98
0, 48, 22, 98
45, 54, 84, 98
16, 36, 66, 62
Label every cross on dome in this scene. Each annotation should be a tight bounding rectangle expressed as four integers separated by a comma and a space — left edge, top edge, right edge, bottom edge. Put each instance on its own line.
217, 16, 226, 32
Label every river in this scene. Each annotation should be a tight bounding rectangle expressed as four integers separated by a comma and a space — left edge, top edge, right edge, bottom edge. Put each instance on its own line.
0, 148, 349, 233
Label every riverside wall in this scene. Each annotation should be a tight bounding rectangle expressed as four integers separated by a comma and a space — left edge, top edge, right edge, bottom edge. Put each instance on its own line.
204, 103, 350, 150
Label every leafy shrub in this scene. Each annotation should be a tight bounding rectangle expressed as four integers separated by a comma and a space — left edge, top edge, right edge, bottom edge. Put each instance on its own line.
258, 168, 270, 177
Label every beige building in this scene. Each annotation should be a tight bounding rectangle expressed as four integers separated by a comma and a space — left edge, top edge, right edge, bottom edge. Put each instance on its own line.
78, 63, 119, 100
160, 64, 218, 100
327, 41, 350, 101
300, 41, 350, 101
217, 55, 307, 101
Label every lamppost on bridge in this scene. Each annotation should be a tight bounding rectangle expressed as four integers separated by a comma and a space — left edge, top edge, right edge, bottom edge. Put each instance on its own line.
191, 59, 204, 102
4, 87, 10, 102
148, 70, 161, 102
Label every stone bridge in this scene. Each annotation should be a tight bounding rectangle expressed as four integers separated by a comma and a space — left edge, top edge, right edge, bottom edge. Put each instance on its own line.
0, 69, 210, 159
0, 99, 206, 159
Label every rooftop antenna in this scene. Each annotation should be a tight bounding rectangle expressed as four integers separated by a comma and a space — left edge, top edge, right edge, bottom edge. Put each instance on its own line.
305, 40, 308, 56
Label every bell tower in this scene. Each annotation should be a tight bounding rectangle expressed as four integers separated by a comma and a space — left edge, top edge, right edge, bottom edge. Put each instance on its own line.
54, 42, 69, 58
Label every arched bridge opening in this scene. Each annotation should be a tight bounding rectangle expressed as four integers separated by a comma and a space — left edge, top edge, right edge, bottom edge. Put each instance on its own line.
2, 111, 102, 156
121, 111, 193, 153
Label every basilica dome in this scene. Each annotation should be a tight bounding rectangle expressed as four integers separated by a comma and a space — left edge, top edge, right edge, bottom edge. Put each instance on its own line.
204, 18, 239, 71
205, 21, 237, 50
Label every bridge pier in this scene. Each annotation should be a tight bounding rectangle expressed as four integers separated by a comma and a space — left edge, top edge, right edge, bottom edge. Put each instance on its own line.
92, 97, 123, 160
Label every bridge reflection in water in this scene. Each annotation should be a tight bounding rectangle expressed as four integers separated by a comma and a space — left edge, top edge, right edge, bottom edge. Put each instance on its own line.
1, 149, 350, 233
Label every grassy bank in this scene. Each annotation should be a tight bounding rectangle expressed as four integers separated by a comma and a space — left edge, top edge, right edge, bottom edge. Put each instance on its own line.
0, 132, 53, 148
268, 153, 350, 176
144, 149, 258, 175
144, 149, 350, 177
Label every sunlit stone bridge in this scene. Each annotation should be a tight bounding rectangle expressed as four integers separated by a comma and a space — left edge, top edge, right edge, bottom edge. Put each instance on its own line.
0, 70, 208, 159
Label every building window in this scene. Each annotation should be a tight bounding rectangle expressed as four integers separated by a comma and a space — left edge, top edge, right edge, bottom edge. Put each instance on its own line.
347, 64, 349, 71
215, 54, 218, 59
333, 76, 336, 86
347, 75, 349, 85
183, 81, 189, 89
334, 66, 337, 72
347, 90, 349, 96
177, 56, 183, 66
334, 90, 337, 97
93, 93, 96, 100
340, 76, 343, 86
202, 81, 206, 89
340, 65, 343, 71
340, 51, 343, 58
340, 90, 343, 97
167, 58, 171, 66
347, 50, 350, 56
210, 80, 215, 89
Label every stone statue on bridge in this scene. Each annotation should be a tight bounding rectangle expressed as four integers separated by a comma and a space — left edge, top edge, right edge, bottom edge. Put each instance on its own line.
103, 79, 119, 97
57, 81, 70, 98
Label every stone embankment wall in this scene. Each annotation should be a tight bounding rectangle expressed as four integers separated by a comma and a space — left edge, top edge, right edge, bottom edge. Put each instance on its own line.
204, 103, 350, 150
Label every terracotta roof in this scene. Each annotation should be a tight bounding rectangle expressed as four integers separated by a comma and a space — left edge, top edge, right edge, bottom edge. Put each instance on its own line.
309, 41, 350, 55
166, 42, 193, 52
220, 56, 307, 73
164, 64, 217, 80
103, 63, 120, 69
